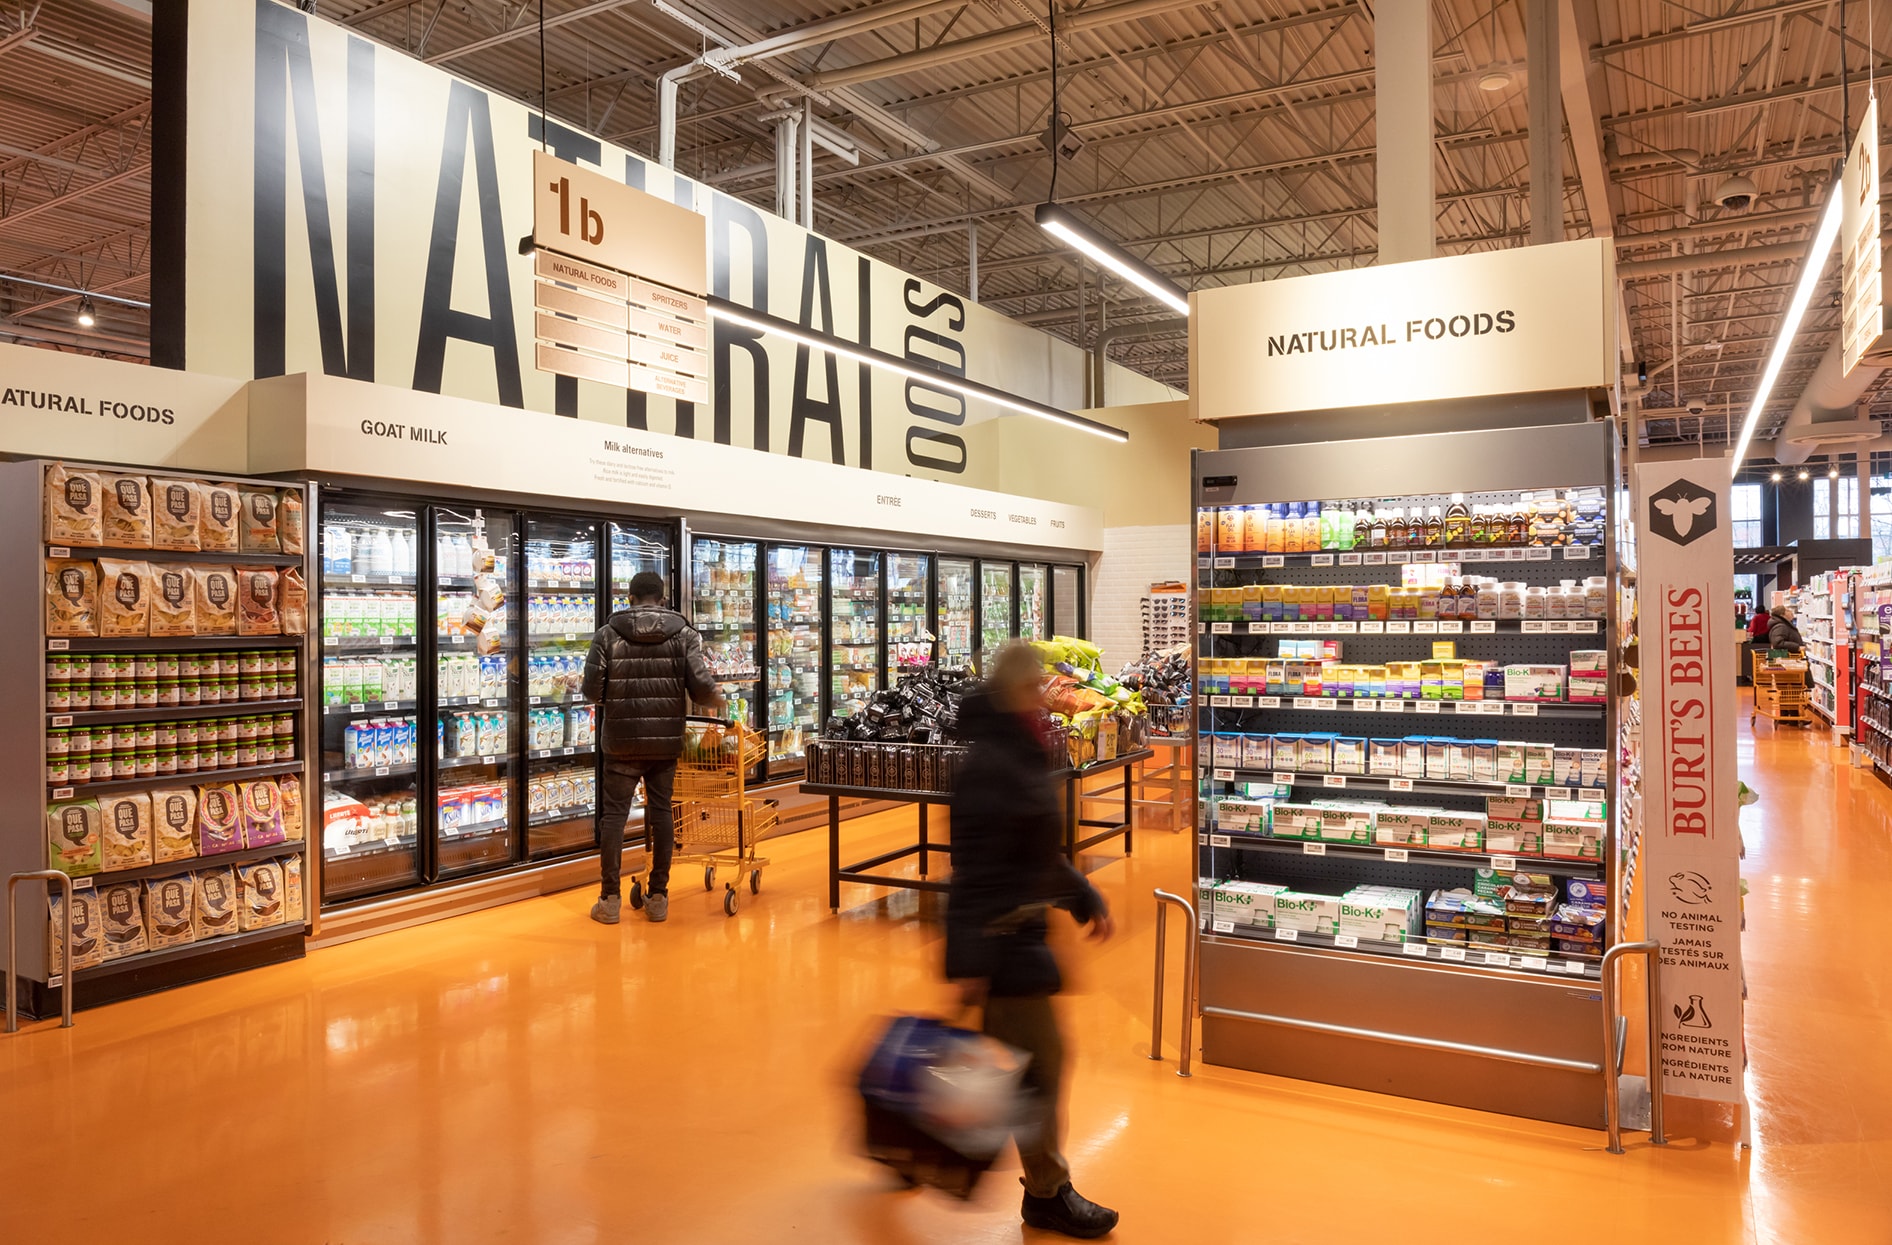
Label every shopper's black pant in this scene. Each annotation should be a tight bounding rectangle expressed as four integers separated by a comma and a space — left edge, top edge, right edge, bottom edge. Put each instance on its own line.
598, 758, 676, 898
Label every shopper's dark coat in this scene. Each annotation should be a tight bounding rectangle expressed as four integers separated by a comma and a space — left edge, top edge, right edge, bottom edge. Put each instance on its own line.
1767, 610, 1804, 652
582, 606, 719, 759
945, 690, 1105, 997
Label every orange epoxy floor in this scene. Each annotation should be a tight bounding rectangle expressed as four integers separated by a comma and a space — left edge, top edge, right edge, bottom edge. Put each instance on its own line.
3, 701, 1890, 1244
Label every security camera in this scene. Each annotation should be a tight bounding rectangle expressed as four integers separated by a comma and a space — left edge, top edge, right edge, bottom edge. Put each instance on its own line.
1687, 399, 1706, 415
1713, 174, 1759, 212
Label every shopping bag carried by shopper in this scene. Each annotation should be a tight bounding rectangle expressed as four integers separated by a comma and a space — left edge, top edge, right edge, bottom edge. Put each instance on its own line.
856, 1013, 1030, 1199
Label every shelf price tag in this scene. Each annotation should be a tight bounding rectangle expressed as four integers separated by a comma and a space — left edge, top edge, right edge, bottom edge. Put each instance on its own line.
1209, 834, 1231, 847
1521, 956, 1550, 971
1248, 622, 1269, 634
1506, 784, 1531, 797
1380, 700, 1404, 713
48, 638, 70, 652
1211, 622, 1233, 634
1388, 551, 1411, 564
348, 702, 367, 713
1314, 700, 1337, 712
1491, 855, 1520, 871
1353, 700, 1377, 713
1384, 848, 1410, 862
1484, 952, 1512, 966
1476, 702, 1504, 715
1257, 696, 1282, 708
1582, 621, 1600, 634
1290, 621, 1313, 634
51, 786, 73, 800
1335, 622, 1357, 633
1231, 696, 1255, 708
1547, 787, 1573, 801
1403, 942, 1428, 957
1212, 919, 1235, 934
51, 714, 73, 728
1580, 791, 1605, 805
1388, 778, 1414, 792
1525, 547, 1553, 561
1416, 550, 1438, 563
1303, 842, 1327, 855
1561, 961, 1588, 975
1271, 772, 1295, 786
1521, 620, 1547, 634
1210, 695, 1231, 707
1414, 621, 1438, 634
1262, 555, 1285, 568
1563, 545, 1590, 561
1439, 620, 1463, 633
1322, 774, 1347, 788
1416, 701, 1440, 714
1293, 697, 1315, 709
1363, 552, 1387, 565
1338, 553, 1362, 566
1471, 621, 1495, 633
1213, 556, 1235, 569
1441, 946, 1467, 961
1274, 927, 1300, 941
1311, 554, 1335, 566
374, 765, 390, 777
1271, 622, 1292, 634
1360, 621, 1385, 634
1386, 621, 1411, 634
1513, 703, 1539, 716
1198, 623, 1207, 634
1334, 934, 1360, 949
1212, 768, 1235, 781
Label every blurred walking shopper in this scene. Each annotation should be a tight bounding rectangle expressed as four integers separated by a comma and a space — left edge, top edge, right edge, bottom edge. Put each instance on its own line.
946, 643, 1117, 1239
583, 572, 723, 925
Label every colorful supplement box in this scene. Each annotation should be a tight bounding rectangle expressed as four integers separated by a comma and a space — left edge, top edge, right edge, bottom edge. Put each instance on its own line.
1470, 740, 1498, 783
1241, 734, 1274, 769
1503, 664, 1566, 701
1369, 739, 1403, 776
1552, 748, 1584, 787
1581, 749, 1608, 789
1333, 736, 1367, 775
1271, 734, 1301, 770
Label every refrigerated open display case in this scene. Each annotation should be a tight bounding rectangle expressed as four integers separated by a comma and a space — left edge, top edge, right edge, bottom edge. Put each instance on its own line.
887, 553, 932, 681
829, 548, 881, 719
979, 561, 1016, 657
765, 545, 823, 773
1019, 563, 1048, 641
939, 557, 975, 669
690, 537, 759, 729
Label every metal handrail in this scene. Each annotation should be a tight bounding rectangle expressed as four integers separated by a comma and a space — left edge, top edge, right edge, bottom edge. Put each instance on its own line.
1150, 888, 1199, 1077
6, 870, 76, 1033
1600, 939, 1666, 1154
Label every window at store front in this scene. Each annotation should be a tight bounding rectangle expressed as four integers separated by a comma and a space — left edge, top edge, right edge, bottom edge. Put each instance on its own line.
1874, 475, 1892, 563
1731, 483, 1762, 548
1734, 573, 1758, 621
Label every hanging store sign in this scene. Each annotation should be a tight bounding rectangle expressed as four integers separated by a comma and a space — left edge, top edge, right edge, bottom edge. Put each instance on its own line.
1189, 238, 1616, 419
1841, 96, 1888, 375
1636, 463, 1746, 1108
153, 0, 1172, 486
0, 342, 249, 471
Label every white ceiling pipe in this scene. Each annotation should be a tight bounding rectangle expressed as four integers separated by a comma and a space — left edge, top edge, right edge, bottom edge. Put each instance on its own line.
1773, 339, 1886, 464
1616, 242, 1814, 279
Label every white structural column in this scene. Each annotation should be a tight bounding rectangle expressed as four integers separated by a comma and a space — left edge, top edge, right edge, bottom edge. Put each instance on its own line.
1527, 0, 1564, 245
800, 97, 815, 228
1375, 1, 1434, 262
1859, 441, 1874, 541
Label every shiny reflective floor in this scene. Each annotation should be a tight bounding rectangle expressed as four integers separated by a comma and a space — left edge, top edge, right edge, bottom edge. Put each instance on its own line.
3, 703, 1888, 1243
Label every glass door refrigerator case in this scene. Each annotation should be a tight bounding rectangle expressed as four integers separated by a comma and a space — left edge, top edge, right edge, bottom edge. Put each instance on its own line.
521, 517, 601, 858
979, 561, 1016, 657
690, 538, 760, 730
765, 544, 824, 774
434, 507, 520, 877
887, 553, 933, 682
938, 557, 975, 669
609, 522, 675, 614
1019, 564, 1049, 641
1051, 564, 1082, 638
829, 549, 883, 718
319, 498, 423, 901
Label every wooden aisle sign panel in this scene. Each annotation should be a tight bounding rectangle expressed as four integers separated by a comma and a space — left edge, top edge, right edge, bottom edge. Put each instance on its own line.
1636, 462, 1746, 1109
1841, 96, 1888, 375
530, 152, 711, 405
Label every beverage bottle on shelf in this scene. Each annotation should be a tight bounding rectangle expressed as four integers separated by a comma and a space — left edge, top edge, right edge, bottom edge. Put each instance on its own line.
1385, 507, 1406, 548
390, 528, 411, 577
1352, 503, 1373, 550
1241, 505, 1264, 554
1444, 493, 1470, 545
1470, 505, 1491, 544
1334, 503, 1355, 550
1280, 502, 1300, 553
1369, 506, 1388, 549
1424, 506, 1443, 547
1263, 504, 1286, 554
1300, 503, 1321, 551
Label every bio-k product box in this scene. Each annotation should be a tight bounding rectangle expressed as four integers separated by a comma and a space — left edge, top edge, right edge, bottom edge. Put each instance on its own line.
1373, 808, 1431, 846
1485, 796, 1544, 822
1215, 799, 1269, 835
1484, 818, 1542, 855
1425, 811, 1487, 850
1338, 889, 1422, 942
1542, 820, 1603, 860
1503, 664, 1566, 701
1498, 741, 1526, 784
1313, 804, 1374, 845
1273, 891, 1342, 935
1524, 743, 1556, 785
1214, 881, 1286, 928
1268, 803, 1321, 840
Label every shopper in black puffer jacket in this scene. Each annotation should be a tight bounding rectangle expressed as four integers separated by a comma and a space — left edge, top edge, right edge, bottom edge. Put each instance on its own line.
1766, 606, 1804, 653
946, 643, 1116, 1240
582, 572, 722, 925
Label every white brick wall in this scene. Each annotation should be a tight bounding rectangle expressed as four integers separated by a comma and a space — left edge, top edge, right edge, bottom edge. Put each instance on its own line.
1091, 524, 1193, 671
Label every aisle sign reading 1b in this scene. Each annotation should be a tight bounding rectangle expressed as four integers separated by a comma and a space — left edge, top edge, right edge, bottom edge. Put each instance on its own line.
530, 152, 712, 405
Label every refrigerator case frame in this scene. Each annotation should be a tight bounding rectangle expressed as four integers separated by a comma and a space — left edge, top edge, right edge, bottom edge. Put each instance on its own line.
762, 541, 827, 779
934, 555, 977, 671
1188, 422, 1623, 1130
974, 558, 1020, 664
824, 546, 886, 724
883, 549, 936, 682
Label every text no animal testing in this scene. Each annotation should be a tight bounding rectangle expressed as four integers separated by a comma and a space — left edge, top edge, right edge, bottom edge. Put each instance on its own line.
1267, 311, 1517, 357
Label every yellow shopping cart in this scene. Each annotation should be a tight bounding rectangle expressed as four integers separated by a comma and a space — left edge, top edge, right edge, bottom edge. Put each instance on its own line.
627, 718, 783, 917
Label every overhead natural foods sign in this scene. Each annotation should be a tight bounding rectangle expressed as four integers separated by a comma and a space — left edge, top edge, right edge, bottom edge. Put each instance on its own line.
1190, 237, 1615, 419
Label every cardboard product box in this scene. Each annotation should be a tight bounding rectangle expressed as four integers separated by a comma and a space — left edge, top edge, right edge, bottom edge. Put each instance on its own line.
1269, 803, 1321, 840
1265, 661, 1287, 695
1271, 734, 1301, 771
1502, 889, 1557, 920
1215, 799, 1269, 835
1369, 739, 1403, 776
1446, 740, 1474, 781
1212, 733, 1243, 768
1470, 740, 1498, 783
1568, 675, 1608, 703
1497, 741, 1526, 784
1425, 811, 1486, 850
1298, 735, 1333, 773
1424, 737, 1452, 781
1424, 889, 1506, 933
1468, 929, 1511, 951
1524, 743, 1556, 785
1508, 931, 1553, 952
1273, 891, 1342, 935
1485, 796, 1544, 822
1474, 868, 1554, 898
1332, 736, 1367, 774
1484, 818, 1542, 855
1581, 750, 1608, 789
1550, 905, 1607, 941
1197, 878, 1219, 924
1542, 820, 1604, 860
1503, 664, 1566, 701
1568, 649, 1609, 674
1554, 939, 1601, 958
1426, 926, 1468, 945
1214, 881, 1287, 928
1552, 749, 1584, 787
1241, 733, 1274, 769
1340, 887, 1423, 942
1399, 738, 1426, 778
1373, 808, 1431, 846
1565, 878, 1608, 908
1420, 661, 1446, 701
1547, 798, 1607, 823
1313, 804, 1374, 845
1261, 584, 1283, 621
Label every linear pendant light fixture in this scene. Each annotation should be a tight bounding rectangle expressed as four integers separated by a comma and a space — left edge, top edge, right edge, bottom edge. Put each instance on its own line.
708, 298, 1130, 442
1726, 182, 1845, 472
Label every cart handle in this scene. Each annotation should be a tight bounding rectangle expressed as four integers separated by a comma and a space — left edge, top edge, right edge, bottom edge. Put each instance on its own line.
686, 715, 739, 727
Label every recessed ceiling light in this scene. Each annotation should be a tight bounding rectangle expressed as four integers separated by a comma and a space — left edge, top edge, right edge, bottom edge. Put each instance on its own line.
1770, 472, 1782, 482
1478, 71, 1512, 92
1798, 470, 1811, 481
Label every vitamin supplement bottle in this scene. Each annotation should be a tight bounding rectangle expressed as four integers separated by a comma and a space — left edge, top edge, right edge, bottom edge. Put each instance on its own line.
1508, 496, 1531, 545
1424, 506, 1444, 546
1370, 506, 1388, 548
1352, 502, 1374, 549
1469, 505, 1490, 544
1444, 493, 1470, 545
1390, 508, 1410, 548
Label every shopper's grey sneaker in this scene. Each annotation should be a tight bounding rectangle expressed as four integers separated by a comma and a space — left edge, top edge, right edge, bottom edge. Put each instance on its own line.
645, 891, 669, 923
1021, 1183, 1118, 1239
590, 895, 621, 925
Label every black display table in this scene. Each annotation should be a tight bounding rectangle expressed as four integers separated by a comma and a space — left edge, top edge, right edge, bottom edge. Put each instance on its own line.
803, 748, 1152, 910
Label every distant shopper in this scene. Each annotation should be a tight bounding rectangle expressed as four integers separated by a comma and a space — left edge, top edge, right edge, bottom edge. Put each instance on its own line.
582, 572, 723, 925
1748, 607, 1772, 643
1766, 604, 1805, 653
946, 642, 1117, 1240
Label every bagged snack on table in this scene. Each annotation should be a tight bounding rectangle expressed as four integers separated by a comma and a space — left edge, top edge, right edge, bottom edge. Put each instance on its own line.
237, 779, 286, 847
45, 559, 99, 637
46, 798, 102, 876
45, 462, 103, 546
240, 488, 282, 552
99, 792, 153, 870
236, 860, 285, 931
192, 865, 239, 939
100, 472, 153, 547
199, 482, 240, 552
98, 881, 148, 961
195, 782, 242, 855
279, 490, 305, 555
235, 565, 282, 636
149, 562, 197, 636
150, 786, 199, 862
150, 478, 202, 550
48, 889, 105, 971
191, 565, 238, 635
97, 558, 152, 638
144, 875, 197, 950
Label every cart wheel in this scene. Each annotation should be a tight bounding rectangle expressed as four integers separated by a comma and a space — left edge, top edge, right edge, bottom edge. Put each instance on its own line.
703, 865, 716, 891
628, 880, 644, 911
750, 868, 762, 895
724, 887, 738, 917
